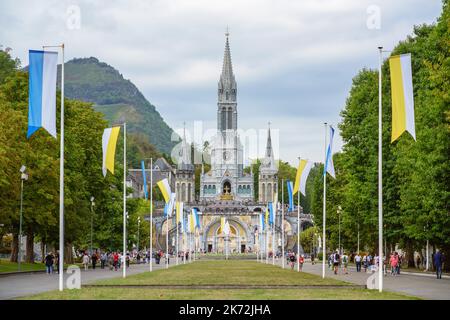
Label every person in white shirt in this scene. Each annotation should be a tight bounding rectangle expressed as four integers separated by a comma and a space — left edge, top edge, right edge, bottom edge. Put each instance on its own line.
82, 253, 90, 271
355, 253, 362, 272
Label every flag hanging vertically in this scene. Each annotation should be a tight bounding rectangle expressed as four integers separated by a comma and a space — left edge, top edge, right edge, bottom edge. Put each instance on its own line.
324, 126, 336, 178
223, 221, 231, 236
102, 127, 121, 177
268, 202, 274, 225
287, 180, 294, 212
176, 202, 184, 224
265, 207, 269, 227
221, 217, 226, 234
389, 53, 416, 142
27, 50, 58, 138
188, 212, 195, 233
141, 160, 148, 199
192, 208, 200, 229
167, 193, 176, 217
293, 159, 313, 196
259, 213, 265, 231
156, 178, 171, 203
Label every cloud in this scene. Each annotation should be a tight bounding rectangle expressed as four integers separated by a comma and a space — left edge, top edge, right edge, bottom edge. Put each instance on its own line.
0, 0, 442, 165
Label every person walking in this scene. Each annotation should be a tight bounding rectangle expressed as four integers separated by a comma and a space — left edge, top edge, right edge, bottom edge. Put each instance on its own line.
363, 254, 368, 273
298, 254, 305, 271
289, 253, 296, 270
355, 253, 361, 272
82, 252, 90, 271
113, 252, 119, 271
342, 252, 349, 274
390, 252, 398, 276
91, 252, 98, 270
434, 249, 443, 279
54, 251, 59, 274
44, 252, 54, 274
100, 252, 107, 269
333, 250, 340, 275
311, 253, 315, 265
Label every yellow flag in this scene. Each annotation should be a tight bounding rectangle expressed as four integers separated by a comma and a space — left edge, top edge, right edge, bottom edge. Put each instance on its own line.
176, 202, 183, 223
389, 53, 416, 142
156, 178, 171, 203
102, 127, 120, 177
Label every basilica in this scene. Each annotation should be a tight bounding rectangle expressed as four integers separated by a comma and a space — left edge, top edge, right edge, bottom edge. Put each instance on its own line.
127, 33, 312, 254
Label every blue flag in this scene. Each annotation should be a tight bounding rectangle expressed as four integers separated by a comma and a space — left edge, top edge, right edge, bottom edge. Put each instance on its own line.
259, 213, 265, 231
287, 180, 294, 212
192, 208, 200, 228
141, 160, 148, 199
27, 50, 58, 138
324, 125, 336, 178
268, 202, 274, 225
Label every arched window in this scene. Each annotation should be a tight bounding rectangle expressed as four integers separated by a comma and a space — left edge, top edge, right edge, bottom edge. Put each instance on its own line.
227, 108, 232, 129
188, 183, 191, 202
181, 183, 186, 201
261, 183, 266, 202
226, 91, 229, 100
267, 183, 272, 202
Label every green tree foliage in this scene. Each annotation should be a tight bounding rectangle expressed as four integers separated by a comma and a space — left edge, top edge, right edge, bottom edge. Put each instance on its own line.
315, 2, 450, 268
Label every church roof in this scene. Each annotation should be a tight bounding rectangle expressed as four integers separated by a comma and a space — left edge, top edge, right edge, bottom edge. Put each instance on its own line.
261, 126, 277, 172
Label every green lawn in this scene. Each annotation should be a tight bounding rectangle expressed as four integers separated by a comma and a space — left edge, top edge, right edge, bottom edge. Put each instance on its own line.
0, 259, 45, 273
22, 260, 419, 300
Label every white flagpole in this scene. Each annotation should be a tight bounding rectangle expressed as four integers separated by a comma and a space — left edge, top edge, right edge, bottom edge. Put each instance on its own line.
378, 46, 384, 292
149, 158, 153, 272
176, 212, 179, 266
59, 43, 65, 291
322, 123, 327, 279
297, 158, 301, 272
166, 214, 169, 269
272, 223, 275, 265
189, 231, 192, 263
281, 179, 285, 269
123, 122, 127, 278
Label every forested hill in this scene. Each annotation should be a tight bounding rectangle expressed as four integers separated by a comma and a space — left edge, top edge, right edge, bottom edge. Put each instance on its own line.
56, 57, 176, 155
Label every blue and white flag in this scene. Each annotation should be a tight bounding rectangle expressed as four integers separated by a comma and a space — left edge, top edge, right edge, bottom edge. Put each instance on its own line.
27, 50, 58, 138
268, 202, 274, 226
259, 213, 265, 231
141, 160, 148, 199
192, 208, 200, 229
164, 193, 176, 217
287, 180, 294, 212
324, 125, 336, 178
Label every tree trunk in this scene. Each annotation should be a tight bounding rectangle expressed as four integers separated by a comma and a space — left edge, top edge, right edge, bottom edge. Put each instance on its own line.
40, 242, 46, 263
10, 233, 18, 262
25, 229, 35, 263
65, 243, 74, 264
405, 242, 415, 268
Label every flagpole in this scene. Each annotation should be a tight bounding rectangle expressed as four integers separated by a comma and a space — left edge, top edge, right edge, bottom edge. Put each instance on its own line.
297, 157, 301, 272
59, 43, 65, 291
166, 214, 169, 269
272, 223, 275, 265
322, 122, 327, 279
176, 211, 179, 266
123, 122, 127, 278
281, 179, 285, 269
150, 158, 153, 272
378, 46, 383, 292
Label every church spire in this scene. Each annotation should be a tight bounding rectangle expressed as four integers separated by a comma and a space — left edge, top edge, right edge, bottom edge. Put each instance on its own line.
218, 30, 237, 103
263, 123, 276, 171
178, 122, 193, 170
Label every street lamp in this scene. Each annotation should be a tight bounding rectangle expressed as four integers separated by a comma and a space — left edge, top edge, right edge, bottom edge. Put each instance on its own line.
18, 165, 28, 271
137, 217, 141, 252
90, 197, 95, 255
337, 205, 342, 255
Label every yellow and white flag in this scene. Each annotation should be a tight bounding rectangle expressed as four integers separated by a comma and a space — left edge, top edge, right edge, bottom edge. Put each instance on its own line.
102, 127, 121, 177
176, 201, 183, 223
188, 212, 195, 233
389, 53, 416, 142
221, 217, 226, 234
293, 159, 313, 196
156, 178, 171, 203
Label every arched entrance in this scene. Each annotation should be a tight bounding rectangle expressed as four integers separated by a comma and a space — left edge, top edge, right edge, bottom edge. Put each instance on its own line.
203, 217, 251, 253
223, 181, 231, 195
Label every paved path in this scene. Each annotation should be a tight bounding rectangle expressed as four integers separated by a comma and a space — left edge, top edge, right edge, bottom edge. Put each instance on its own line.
268, 258, 450, 300
0, 260, 179, 300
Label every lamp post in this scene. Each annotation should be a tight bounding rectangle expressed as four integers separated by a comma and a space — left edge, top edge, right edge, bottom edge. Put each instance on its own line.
18, 165, 28, 271
137, 217, 141, 252
337, 205, 342, 255
90, 196, 95, 255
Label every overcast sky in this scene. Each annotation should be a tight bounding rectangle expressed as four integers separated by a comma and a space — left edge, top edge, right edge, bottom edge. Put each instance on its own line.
0, 0, 443, 165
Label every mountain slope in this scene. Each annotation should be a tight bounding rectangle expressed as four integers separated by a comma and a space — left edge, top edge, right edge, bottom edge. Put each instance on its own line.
57, 57, 176, 155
